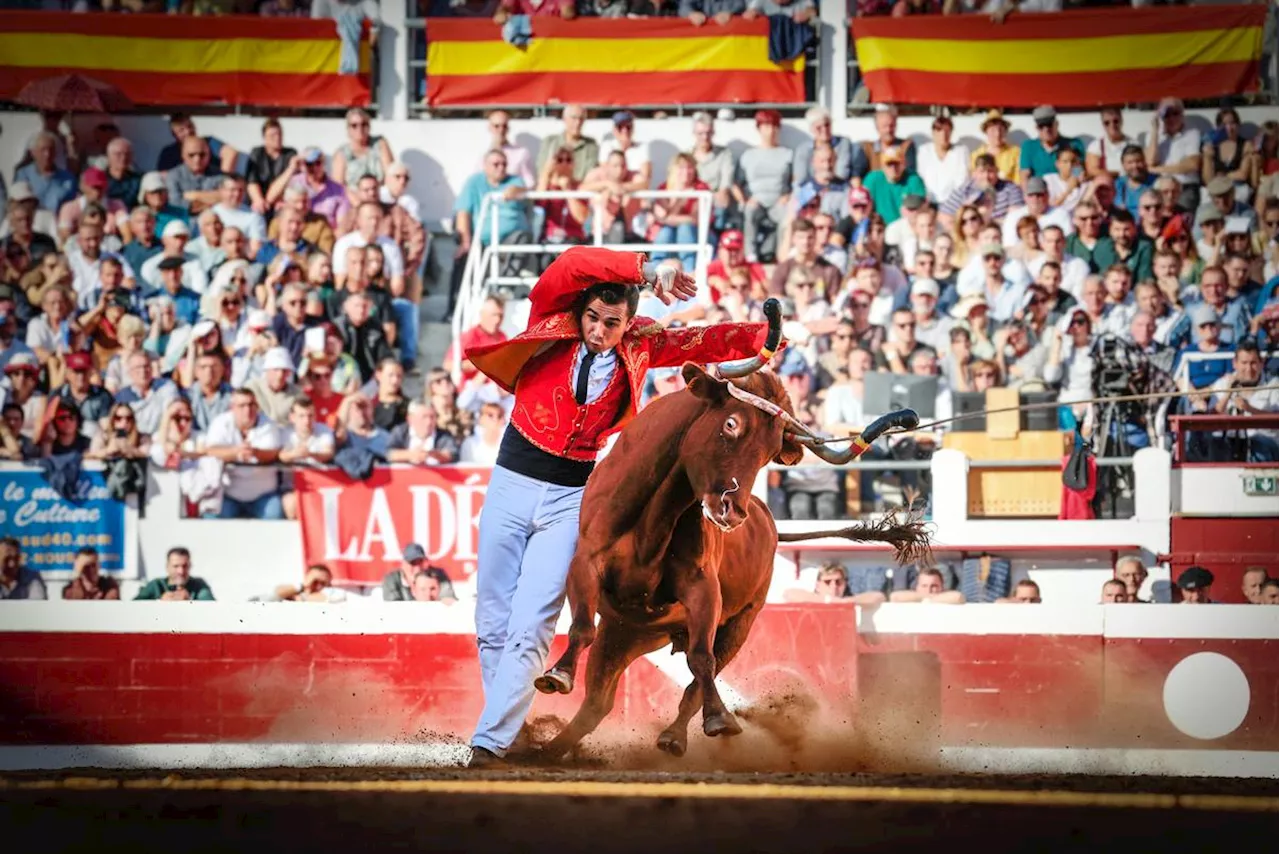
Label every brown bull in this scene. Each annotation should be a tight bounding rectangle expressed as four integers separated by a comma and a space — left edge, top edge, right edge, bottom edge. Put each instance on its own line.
533, 361, 928, 760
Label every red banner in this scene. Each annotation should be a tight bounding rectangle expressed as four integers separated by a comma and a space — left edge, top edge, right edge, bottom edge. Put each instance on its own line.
295, 467, 491, 587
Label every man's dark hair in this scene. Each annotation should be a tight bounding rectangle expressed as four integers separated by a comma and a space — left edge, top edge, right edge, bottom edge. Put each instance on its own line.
578, 282, 639, 319
262, 118, 282, 135
974, 153, 996, 170
949, 326, 971, 343
1, 403, 22, 419
1121, 144, 1145, 160
792, 218, 816, 235
1110, 209, 1135, 226
168, 113, 191, 125
0, 536, 19, 550
76, 546, 98, 559
1263, 578, 1279, 593
1236, 338, 1261, 356
166, 546, 191, 561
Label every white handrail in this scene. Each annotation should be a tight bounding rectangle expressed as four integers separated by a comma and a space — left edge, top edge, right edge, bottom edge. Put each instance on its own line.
451, 188, 717, 383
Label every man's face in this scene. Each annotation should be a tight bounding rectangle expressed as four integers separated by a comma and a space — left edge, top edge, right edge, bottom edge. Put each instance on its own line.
563, 106, 585, 135
931, 119, 952, 146
1139, 194, 1162, 226
810, 116, 832, 143
1242, 569, 1267, 604
1101, 110, 1124, 138
6, 368, 36, 397
345, 294, 371, 325
913, 252, 935, 281
356, 204, 381, 237
1104, 270, 1130, 301
1026, 189, 1048, 216
882, 158, 904, 182
1201, 273, 1228, 306
195, 355, 223, 389
265, 367, 291, 393
1264, 585, 1279, 605
127, 207, 155, 242
356, 177, 379, 204
1037, 264, 1062, 295
1213, 190, 1233, 216
974, 162, 997, 188
581, 297, 629, 354
479, 300, 504, 333
892, 312, 916, 343
1130, 312, 1156, 347
1093, 178, 1116, 210
1196, 317, 1221, 345
75, 551, 100, 581
8, 205, 33, 237
161, 265, 185, 293
1224, 258, 1249, 289
220, 229, 245, 259
1013, 584, 1042, 603
79, 224, 103, 258
182, 140, 210, 174
1181, 586, 1209, 604
1037, 118, 1058, 144
232, 394, 258, 430
915, 573, 943, 596
1101, 582, 1130, 604
412, 574, 441, 602
166, 552, 191, 586
812, 147, 835, 180
816, 571, 846, 596
1082, 280, 1105, 313
0, 408, 21, 436
1116, 560, 1147, 596
1122, 151, 1147, 181
1041, 229, 1064, 259
985, 120, 1007, 146
290, 404, 316, 434
33, 137, 55, 170
1235, 349, 1263, 384
386, 167, 409, 197
1110, 219, 1135, 248
1075, 207, 1101, 238
220, 179, 245, 208
408, 405, 437, 437
0, 541, 19, 575
693, 121, 713, 149
793, 227, 816, 257
127, 353, 151, 387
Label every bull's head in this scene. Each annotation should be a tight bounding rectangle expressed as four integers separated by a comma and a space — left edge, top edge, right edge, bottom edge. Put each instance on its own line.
681, 363, 804, 532
679, 297, 921, 530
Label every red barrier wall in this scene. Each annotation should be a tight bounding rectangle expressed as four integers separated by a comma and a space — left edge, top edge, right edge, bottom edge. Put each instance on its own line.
1, 606, 1274, 755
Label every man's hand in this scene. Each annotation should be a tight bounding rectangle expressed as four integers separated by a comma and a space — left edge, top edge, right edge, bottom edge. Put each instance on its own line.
655, 263, 698, 305
688, 11, 707, 25
713, 10, 732, 25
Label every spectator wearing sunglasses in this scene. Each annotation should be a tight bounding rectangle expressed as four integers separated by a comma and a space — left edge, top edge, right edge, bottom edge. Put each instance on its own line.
48, 351, 113, 439
1085, 107, 1135, 180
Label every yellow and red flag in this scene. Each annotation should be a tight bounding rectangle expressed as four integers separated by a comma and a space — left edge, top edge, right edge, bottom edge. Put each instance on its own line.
426, 17, 805, 108
0, 11, 370, 109
852, 5, 1266, 108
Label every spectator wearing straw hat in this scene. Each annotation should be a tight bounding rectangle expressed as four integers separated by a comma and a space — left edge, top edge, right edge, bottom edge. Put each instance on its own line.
971, 110, 1020, 184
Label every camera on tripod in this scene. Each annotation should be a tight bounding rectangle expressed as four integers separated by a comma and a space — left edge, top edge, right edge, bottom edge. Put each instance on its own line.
1091, 334, 1149, 399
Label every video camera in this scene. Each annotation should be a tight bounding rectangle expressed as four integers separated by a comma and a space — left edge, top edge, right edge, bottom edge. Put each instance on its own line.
1090, 333, 1149, 399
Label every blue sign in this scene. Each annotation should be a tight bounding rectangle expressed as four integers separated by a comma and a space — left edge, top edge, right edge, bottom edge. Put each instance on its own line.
0, 469, 128, 575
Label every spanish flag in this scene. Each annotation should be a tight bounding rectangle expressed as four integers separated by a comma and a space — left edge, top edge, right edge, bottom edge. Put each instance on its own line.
426, 18, 805, 108
852, 5, 1266, 108
0, 11, 370, 109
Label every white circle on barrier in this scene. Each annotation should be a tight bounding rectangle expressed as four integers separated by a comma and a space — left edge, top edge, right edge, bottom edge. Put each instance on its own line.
1162, 652, 1251, 740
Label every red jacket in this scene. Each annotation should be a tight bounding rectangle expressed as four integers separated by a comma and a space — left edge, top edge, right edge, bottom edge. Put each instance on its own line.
467, 247, 769, 460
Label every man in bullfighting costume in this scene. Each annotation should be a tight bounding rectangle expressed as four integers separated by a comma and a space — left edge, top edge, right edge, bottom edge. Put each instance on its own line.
464, 246, 777, 766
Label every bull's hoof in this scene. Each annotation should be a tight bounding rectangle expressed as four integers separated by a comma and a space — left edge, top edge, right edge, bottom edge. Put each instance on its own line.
534, 668, 573, 695
702, 712, 743, 738
656, 730, 687, 757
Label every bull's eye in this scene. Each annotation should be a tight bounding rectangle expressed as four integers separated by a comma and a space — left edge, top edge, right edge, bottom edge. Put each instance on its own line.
724, 416, 739, 437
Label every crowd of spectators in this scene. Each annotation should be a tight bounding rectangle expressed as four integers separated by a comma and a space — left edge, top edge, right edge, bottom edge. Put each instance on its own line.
780, 551, 1280, 607
0, 109, 516, 520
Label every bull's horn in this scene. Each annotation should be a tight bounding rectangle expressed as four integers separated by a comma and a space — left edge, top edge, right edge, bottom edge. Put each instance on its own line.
712, 298, 782, 379
795, 409, 920, 465
724, 382, 815, 436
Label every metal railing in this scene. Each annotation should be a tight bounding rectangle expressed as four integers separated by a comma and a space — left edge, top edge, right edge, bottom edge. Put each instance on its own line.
450, 188, 716, 382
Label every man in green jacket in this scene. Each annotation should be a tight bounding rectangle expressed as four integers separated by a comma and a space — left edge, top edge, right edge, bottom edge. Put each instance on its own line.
134, 546, 214, 601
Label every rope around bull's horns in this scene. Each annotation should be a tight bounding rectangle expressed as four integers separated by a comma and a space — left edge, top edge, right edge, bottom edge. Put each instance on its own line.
798, 383, 1280, 446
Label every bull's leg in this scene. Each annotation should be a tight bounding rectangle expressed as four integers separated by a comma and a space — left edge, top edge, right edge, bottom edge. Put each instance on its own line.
657, 605, 761, 756
540, 621, 666, 761
675, 573, 741, 739
534, 554, 599, 696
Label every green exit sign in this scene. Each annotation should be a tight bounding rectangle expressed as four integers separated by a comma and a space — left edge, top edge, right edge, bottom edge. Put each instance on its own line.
1241, 472, 1279, 497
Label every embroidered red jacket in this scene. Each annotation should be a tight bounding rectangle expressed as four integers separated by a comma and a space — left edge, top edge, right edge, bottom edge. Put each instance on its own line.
467, 247, 768, 461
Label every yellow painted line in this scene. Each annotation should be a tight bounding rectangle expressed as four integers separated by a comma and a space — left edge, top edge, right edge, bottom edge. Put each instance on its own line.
427, 35, 797, 76
856, 27, 1259, 74
0, 777, 1274, 813
0, 32, 340, 75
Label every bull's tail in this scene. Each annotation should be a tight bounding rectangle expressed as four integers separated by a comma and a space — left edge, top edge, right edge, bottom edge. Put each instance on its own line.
776, 510, 933, 567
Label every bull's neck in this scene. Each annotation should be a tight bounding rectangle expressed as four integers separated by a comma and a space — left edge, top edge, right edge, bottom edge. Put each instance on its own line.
610, 400, 699, 567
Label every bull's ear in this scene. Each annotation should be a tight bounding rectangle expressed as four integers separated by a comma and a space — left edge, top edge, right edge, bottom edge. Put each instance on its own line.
682, 362, 729, 403
773, 432, 806, 466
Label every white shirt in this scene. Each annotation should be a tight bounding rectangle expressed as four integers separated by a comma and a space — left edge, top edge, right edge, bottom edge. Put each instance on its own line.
572, 343, 618, 404
956, 256, 1032, 298
1086, 134, 1134, 174
915, 142, 970, 205
284, 423, 336, 463
68, 250, 136, 299
1154, 308, 1183, 346
460, 432, 502, 465
379, 187, 422, 222
1154, 126, 1203, 186
204, 411, 284, 502
331, 232, 405, 277
600, 138, 651, 174
1026, 253, 1091, 300
1000, 205, 1074, 248
822, 383, 865, 429
1210, 375, 1279, 439
211, 204, 267, 244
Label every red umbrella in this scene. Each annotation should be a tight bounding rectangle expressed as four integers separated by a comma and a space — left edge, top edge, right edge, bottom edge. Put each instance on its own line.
15, 74, 134, 114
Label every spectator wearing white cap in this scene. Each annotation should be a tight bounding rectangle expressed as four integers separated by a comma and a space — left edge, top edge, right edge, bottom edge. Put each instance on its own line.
203, 388, 286, 520
272, 147, 351, 231
1146, 97, 1203, 213
908, 277, 952, 353
140, 220, 207, 295
137, 171, 186, 239
14, 132, 75, 214
3, 352, 45, 440
210, 174, 266, 258
230, 305, 275, 388
243, 346, 301, 426
58, 167, 127, 244
380, 161, 422, 223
